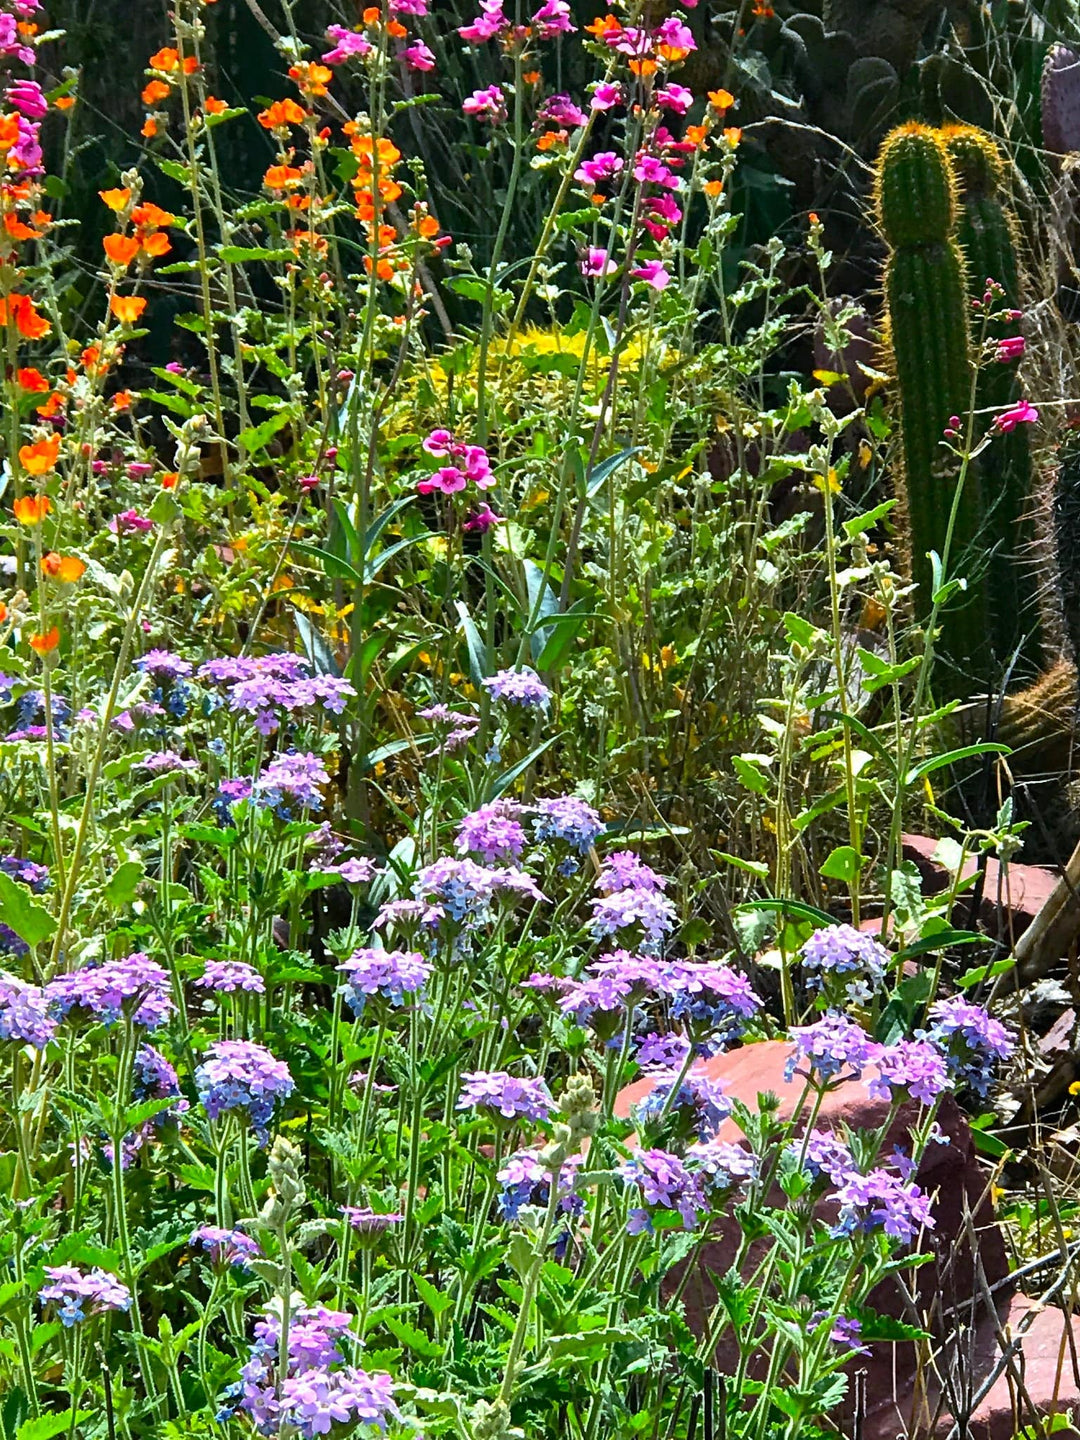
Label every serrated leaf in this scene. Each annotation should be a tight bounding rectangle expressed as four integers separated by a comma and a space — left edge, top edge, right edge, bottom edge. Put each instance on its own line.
0, 871, 55, 948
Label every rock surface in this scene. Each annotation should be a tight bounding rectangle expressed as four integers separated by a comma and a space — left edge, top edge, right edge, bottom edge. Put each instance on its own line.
901, 833, 1058, 940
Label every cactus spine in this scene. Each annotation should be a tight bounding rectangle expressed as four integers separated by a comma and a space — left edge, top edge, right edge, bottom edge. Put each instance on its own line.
876, 123, 987, 679
942, 124, 1041, 675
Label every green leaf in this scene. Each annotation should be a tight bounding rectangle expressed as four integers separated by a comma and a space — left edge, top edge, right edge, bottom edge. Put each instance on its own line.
18, 1412, 92, 1440
382, 1315, 442, 1358
905, 744, 1010, 785
454, 600, 488, 685
819, 845, 864, 884
956, 955, 1016, 988
412, 1272, 454, 1317
715, 851, 769, 880
219, 246, 294, 263
237, 410, 294, 457
732, 755, 772, 796
0, 871, 55, 948
491, 733, 563, 799
894, 928, 983, 963
843, 499, 896, 539
737, 897, 835, 926
587, 446, 642, 498
104, 859, 146, 910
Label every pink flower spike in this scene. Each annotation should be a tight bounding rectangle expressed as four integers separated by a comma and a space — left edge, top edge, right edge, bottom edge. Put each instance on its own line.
463, 503, 505, 532
423, 428, 454, 456
418, 466, 468, 496
994, 399, 1039, 432
631, 260, 672, 291
995, 335, 1025, 363
462, 84, 507, 123
402, 41, 436, 70
463, 445, 494, 486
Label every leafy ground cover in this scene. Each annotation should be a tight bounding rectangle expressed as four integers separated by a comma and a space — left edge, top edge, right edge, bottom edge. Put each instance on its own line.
0, 2, 1075, 1439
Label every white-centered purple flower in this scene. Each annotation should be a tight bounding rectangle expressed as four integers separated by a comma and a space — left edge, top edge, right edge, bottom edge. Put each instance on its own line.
868, 1038, 951, 1107
457, 1069, 554, 1122
620, 1147, 703, 1232
196, 960, 266, 994
0, 973, 55, 1048
190, 1226, 261, 1268
455, 800, 527, 864
337, 948, 431, 1014
38, 1266, 132, 1327
687, 1139, 758, 1196
481, 666, 551, 709
785, 1013, 875, 1085
926, 996, 1014, 1098
830, 1167, 935, 1244
794, 1129, 858, 1185
533, 795, 604, 869
800, 923, 889, 1004
415, 856, 546, 925
47, 953, 174, 1031
195, 1040, 294, 1144
252, 751, 330, 818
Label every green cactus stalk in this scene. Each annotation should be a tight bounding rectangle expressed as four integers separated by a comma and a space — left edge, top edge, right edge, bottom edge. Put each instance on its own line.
943, 124, 1041, 675
876, 122, 987, 680
1054, 440, 1080, 668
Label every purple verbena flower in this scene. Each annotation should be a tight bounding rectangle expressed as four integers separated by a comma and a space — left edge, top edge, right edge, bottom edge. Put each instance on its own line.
868, 1039, 951, 1107
196, 960, 266, 994
830, 1167, 935, 1244
481, 667, 551, 709
341, 1207, 403, 1233
634, 1064, 732, 1141
497, 1150, 584, 1222
795, 1129, 857, 1185
636, 1031, 692, 1071
926, 996, 1014, 1099
595, 851, 667, 894
252, 751, 330, 818
191, 1226, 261, 1268
457, 1069, 554, 1122
687, 1139, 758, 1196
533, 796, 604, 866
620, 1148, 703, 1232
800, 923, 889, 1004
38, 1266, 131, 1327
337, 948, 431, 1013
0, 973, 55, 1047
590, 886, 677, 953
785, 1013, 875, 1085
195, 1040, 294, 1144
47, 953, 174, 1031
455, 800, 527, 864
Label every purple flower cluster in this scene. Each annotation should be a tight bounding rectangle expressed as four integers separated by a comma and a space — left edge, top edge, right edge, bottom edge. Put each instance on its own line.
686, 1140, 758, 1197
481, 667, 551, 709
795, 1129, 857, 1185
620, 1148, 703, 1233
252, 751, 330, 818
590, 853, 676, 952
868, 1039, 951, 1107
926, 996, 1015, 1098
133, 650, 193, 719
191, 1226, 261, 1268
830, 1168, 935, 1244
414, 856, 546, 926
666, 959, 763, 1042
195, 1040, 294, 1144
0, 857, 49, 957
596, 851, 667, 895
236, 1305, 398, 1438
337, 948, 431, 1014
0, 973, 55, 1048
38, 1266, 132, 1327
48, 953, 174, 1031
417, 704, 480, 751
317, 856, 379, 885
196, 960, 266, 994
785, 1013, 876, 1085
457, 1069, 554, 1121
341, 1207, 403, 1234
533, 796, 604, 867
133, 1043, 188, 1118
800, 923, 889, 1003
455, 800, 527, 864
634, 1064, 732, 1141
636, 1031, 692, 1070
138, 751, 200, 775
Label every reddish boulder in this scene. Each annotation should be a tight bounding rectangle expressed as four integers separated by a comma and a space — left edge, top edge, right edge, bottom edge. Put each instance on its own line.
901, 833, 1057, 940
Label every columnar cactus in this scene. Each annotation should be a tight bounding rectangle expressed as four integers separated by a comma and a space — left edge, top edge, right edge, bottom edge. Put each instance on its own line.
1054, 441, 1080, 667
1042, 44, 1080, 157
876, 123, 987, 678
942, 125, 1041, 673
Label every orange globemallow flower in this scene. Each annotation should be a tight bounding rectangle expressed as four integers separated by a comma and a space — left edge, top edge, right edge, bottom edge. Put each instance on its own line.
204, 96, 228, 115
19, 433, 60, 474
100, 187, 132, 211
288, 62, 332, 97
55, 95, 76, 111
257, 98, 307, 130
132, 202, 175, 229
41, 553, 86, 582
685, 124, 709, 148
264, 164, 304, 191
0, 292, 51, 339
141, 80, 171, 105
148, 47, 197, 74
103, 233, 140, 267
16, 367, 48, 391
141, 117, 159, 139
161, 471, 179, 489
13, 494, 51, 524
35, 392, 63, 419
29, 626, 59, 653
703, 178, 724, 197
140, 231, 171, 257
110, 294, 147, 324
112, 390, 134, 412
4, 213, 44, 241
708, 89, 735, 112
0, 113, 20, 150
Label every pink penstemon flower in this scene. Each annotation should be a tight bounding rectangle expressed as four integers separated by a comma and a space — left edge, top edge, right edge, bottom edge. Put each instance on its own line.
994, 399, 1038, 432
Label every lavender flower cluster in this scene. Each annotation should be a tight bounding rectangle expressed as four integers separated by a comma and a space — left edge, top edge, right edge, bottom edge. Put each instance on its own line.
194, 1040, 295, 1144
38, 1266, 131, 1327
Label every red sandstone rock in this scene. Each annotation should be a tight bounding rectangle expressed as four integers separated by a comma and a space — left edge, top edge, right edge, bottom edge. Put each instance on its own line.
901, 834, 1057, 940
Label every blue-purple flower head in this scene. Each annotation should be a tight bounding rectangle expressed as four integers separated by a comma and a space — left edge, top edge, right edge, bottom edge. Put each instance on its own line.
191, 1226, 261, 1268
497, 1150, 584, 1222
533, 795, 604, 872
214, 778, 252, 824
665, 960, 762, 1044
830, 1167, 935, 1245
793, 1128, 858, 1186
138, 750, 200, 776
620, 1147, 703, 1232
195, 1040, 294, 1144
0, 855, 49, 891
636, 1030, 692, 1071
785, 1012, 875, 1086
38, 1266, 131, 1327
554, 951, 666, 1039
196, 959, 266, 994
596, 851, 667, 895
800, 923, 889, 1004
867, 1038, 951, 1107
455, 800, 527, 864
415, 856, 546, 927
341, 1207, 403, 1234
457, 1069, 555, 1122
687, 1139, 758, 1197
926, 996, 1014, 1098
337, 948, 431, 1014
482, 666, 551, 710
0, 973, 55, 1048
133, 1043, 189, 1119
134, 650, 193, 718
47, 953, 174, 1031
634, 1063, 732, 1142
590, 885, 677, 954
252, 751, 330, 819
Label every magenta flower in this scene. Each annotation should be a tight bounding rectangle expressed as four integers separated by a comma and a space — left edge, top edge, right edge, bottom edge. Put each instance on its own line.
995, 335, 1025, 362
581, 246, 616, 279
995, 399, 1038, 431
459, 1, 507, 42
463, 502, 505, 532
631, 260, 671, 290
6, 80, 47, 118
418, 465, 468, 496
633, 153, 679, 189
539, 94, 587, 128
462, 84, 508, 122
654, 16, 696, 52
401, 41, 435, 70
110, 509, 154, 534
591, 81, 622, 111
575, 151, 624, 186
656, 84, 693, 115
323, 25, 373, 64
532, 0, 574, 36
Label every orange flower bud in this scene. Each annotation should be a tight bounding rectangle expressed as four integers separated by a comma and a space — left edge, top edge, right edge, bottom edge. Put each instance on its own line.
29, 625, 60, 653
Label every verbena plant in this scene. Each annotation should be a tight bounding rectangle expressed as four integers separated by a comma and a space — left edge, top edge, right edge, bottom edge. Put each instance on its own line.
0, 1, 1035, 1438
